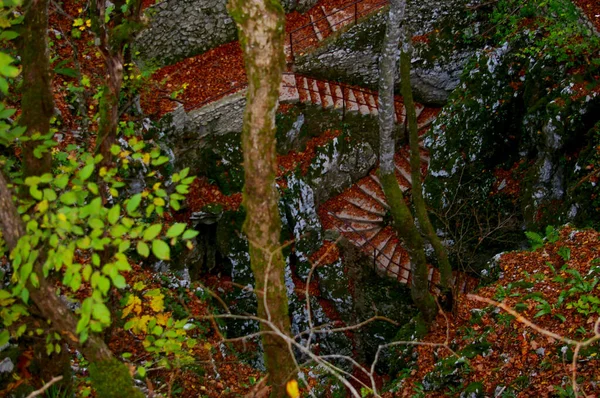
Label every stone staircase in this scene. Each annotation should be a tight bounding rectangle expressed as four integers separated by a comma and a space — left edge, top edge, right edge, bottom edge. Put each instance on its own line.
287, 0, 387, 58
278, 73, 438, 128
314, 107, 472, 293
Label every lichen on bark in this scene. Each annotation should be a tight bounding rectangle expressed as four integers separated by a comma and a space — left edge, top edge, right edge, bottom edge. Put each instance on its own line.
377, 0, 437, 323
228, 0, 296, 395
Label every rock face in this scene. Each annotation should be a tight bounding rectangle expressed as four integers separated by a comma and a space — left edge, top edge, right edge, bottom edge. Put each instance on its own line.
166, 90, 247, 173
423, 3, 600, 271
281, 0, 318, 13
135, 0, 318, 66
135, 0, 237, 67
294, 0, 475, 105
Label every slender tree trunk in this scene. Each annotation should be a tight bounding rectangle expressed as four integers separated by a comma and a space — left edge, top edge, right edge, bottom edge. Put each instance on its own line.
0, 173, 142, 398
377, 0, 436, 323
91, 0, 142, 171
20, 0, 54, 178
399, 31, 453, 293
228, 0, 296, 396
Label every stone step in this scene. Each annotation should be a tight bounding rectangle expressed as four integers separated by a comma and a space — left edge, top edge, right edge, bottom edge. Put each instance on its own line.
418, 113, 436, 130
358, 175, 388, 206
344, 194, 386, 217
346, 227, 383, 248
334, 209, 383, 224
279, 74, 299, 103
366, 94, 378, 116
322, 82, 334, 109
354, 91, 371, 115
336, 223, 381, 234
309, 14, 323, 41
309, 79, 322, 106
395, 161, 412, 185
415, 103, 424, 118
346, 89, 359, 113
376, 237, 397, 270
332, 84, 344, 110
299, 77, 311, 104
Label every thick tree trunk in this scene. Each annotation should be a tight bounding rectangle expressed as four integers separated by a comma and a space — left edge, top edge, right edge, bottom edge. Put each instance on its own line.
0, 173, 142, 398
228, 0, 296, 396
377, 0, 436, 323
20, 0, 54, 178
400, 44, 453, 293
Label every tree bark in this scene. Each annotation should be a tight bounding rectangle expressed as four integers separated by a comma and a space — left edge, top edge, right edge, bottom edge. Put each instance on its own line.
228, 0, 296, 396
377, 0, 436, 323
19, 0, 54, 178
399, 31, 453, 293
0, 173, 142, 398
91, 0, 142, 171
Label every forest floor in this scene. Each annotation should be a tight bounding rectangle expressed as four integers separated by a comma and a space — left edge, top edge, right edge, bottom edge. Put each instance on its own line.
6, 0, 597, 396
388, 226, 600, 397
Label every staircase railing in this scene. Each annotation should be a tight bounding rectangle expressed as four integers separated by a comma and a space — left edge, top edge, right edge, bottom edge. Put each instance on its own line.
288, 0, 387, 62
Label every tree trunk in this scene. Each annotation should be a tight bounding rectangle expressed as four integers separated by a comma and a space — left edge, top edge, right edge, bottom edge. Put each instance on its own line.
91, 0, 142, 171
19, 0, 54, 178
399, 32, 453, 293
228, 0, 296, 396
0, 173, 142, 398
377, 0, 436, 323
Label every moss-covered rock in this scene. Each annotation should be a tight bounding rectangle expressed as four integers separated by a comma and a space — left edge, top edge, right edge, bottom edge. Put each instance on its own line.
89, 358, 144, 398
424, 0, 600, 272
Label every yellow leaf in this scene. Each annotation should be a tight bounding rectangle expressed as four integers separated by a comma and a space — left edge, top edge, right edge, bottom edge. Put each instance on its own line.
286, 380, 300, 398
149, 293, 165, 313
134, 315, 153, 333
156, 313, 170, 326
122, 295, 142, 318
142, 153, 150, 165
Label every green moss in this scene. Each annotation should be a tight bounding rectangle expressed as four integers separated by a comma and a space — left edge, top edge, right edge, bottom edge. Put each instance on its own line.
89, 358, 143, 398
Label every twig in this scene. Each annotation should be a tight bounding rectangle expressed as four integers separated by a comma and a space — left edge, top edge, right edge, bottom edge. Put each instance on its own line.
467, 294, 600, 397
26, 376, 63, 398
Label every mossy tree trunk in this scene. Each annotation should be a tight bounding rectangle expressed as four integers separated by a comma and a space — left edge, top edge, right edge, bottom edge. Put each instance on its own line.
377, 0, 436, 323
19, 0, 54, 178
228, 0, 296, 396
0, 173, 142, 398
399, 29, 453, 294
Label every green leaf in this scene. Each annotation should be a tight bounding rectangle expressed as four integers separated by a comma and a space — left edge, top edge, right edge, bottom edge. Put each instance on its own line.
0, 31, 19, 40
29, 185, 42, 200
60, 191, 78, 205
97, 276, 110, 295
143, 224, 162, 241
136, 241, 149, 258
78, 163, 94, 181
126, 193, 142, 215
43, 188, 57, 202
92, 302, 111, 325
182, 230, 199, 240
152, 240, 170, 261
166, 223, 186, 238
53, 174, 69, 189
0, 330, 9, 346
111, 274, 127, 289
107, 205, 120, 225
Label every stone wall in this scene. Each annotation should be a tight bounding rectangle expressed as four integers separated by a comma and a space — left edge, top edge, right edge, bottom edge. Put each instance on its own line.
294, 0, 475, 105
167, 89, 247, 172
135, 0, 318, 67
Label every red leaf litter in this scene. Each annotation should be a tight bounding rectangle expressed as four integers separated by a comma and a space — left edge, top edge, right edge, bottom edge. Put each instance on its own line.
186, 176, 242, 213
141, 0, 389, 118
574, 0, 600, 31
277, 129, 341, 178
